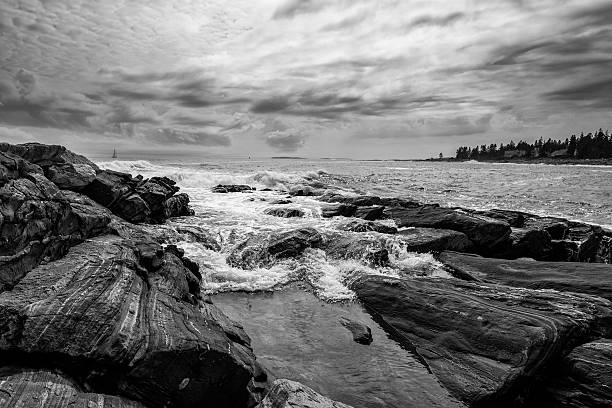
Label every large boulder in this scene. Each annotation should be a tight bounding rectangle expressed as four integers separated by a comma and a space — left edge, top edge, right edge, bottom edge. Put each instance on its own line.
0, 236, 261, 408
322, 233, 389, 267
257, 379, 353, 408
0, 368, 145, 407
337, 219, 397, 234
164, 192, 194, 218
494, 227, 553, 260
264, 207, 305, 218
212, 184, 255, 193
227, 228, 323, 269
45, 162, 97, 191
438, 251, 612, 300
534, 339, 612, 407
351, 275, 612, 406
385, 206, 511, 252
398, 228, 473, 253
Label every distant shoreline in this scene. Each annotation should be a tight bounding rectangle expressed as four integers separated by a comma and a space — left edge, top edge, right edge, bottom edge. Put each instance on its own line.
419, 157, 612, 166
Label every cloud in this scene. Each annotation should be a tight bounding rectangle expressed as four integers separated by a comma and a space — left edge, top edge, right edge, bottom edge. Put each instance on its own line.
146, 128, 232, 146
265, 130, 305, 152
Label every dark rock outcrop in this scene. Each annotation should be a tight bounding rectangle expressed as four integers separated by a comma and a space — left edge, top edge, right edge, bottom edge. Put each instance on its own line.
385, 206, 511, 253
0, 236, 260, 408
227, 228, 323, 269
398, 228, 473, 253
257, 379, 353, 408
352, 275, 612, 407
212, 184, 255, 193
534, 339, 612, 407
323, 233, 389, 267
495, 227, 553, 260
353, 205, 385, 221
321, 204, 357, 218
270, 199, 292, 205
0, 368, 146, 407
438, 251, 612, 300
339, 317, 373, 345
264, 207, 305, 218
337, 219, 397, 234
164, 192, 194, 218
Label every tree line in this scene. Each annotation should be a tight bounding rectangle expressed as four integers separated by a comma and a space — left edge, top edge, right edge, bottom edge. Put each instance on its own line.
455, 129, 612, 160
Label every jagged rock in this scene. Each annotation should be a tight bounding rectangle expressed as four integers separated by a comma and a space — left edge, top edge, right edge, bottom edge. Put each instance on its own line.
523, 217, 569, 240
339, 317, 373, 345
164, 192, 194, 218
385, 206, 511, 252
46, 163, 97, 191
534, 339, 612, 407
288, 185, 320, 196
550, 224, 610, 263
321, 204, 357, 218
354, 205, 385, 220
257, 379, 353, 408
337, 219, 397, 234
0, 142, 100, 172
0, 368, 146, 407
227, 228, 323, 269
0, 150, 44, 185
175, 225, 222, 251
398, 228, 473, 253
496, 227, 553, 260
438, 251, 612, 300
135, 176, 180, 217
212, 184, 255, 193
322, 233, 389, 267
264, 207, 305, 218
351, 275, 612, 407
0, 236, 260, 408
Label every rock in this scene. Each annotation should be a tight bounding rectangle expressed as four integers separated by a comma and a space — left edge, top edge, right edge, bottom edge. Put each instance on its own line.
320, 204, 357, 218
398, 228, 473, 253
533, 339, 612, 407
322, 233, 389, 267
212, 184, 255, 193
385, 206, 511, 252
288, 185, 319, 196
339, 317, 373, 345
227, 228, 323, 269
264, 207, 305, 218
351, 275, 612, 406
317, 193, 420, 208
551, 224, 608, 263
135, 176, 180, 217
257, 379, 353, 408
438, 251, 612, 300
523, 217, 569, 240
354, 205, 385, 220
495, 227, 553, 260
0, 150, 44, 184
175, 225, 222, 251
271, 199, 292, 205
164, 192, 194, 218
0, 236, 259, 408
0, 142, 100, 172
46, 162, 97, 191
0, 368, 145, 407
337, 219, 397, 234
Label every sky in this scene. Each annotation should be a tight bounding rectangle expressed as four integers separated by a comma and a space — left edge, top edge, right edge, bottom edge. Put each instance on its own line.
1, 0, 612, 159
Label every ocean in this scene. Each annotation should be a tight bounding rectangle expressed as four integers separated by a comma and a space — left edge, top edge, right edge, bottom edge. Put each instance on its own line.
94, 157, 612, 407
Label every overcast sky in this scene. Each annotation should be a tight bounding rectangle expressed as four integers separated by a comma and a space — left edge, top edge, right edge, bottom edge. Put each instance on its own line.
1, 0, 612, 159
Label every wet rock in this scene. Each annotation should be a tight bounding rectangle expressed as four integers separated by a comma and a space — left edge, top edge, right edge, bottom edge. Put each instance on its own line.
438, 251, 612, 300
496, 227, 553, 260
175, 225, 222, 251
337, 219, 397, 234
534, 339, 612, 407
264, 207, 305, 218
318, 193, 419, 208
339, 317, 373, 345
323, 233, 389, 267
227, 228, 323, 269
0, 150, 44, 184
0, 142, 100, 172
351, 275, 612, 407
523, 217, 569, 240
164, 192, 194, 218
321, 203, 357, 218
271, 199, 292, 205
212, 184, 255, 193
398, 228, 473, 253
0, 236, 259, 408
385, 206, 511, 252
0, 368, 145, 408
354, 205, 385, 221
45, 162, 97, 191
550, 224, 609, 263
288, 185, 320, 196
257, 379, 353, 408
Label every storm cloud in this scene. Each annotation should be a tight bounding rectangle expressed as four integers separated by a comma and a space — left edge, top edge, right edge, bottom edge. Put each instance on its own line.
1, 0, 611, 157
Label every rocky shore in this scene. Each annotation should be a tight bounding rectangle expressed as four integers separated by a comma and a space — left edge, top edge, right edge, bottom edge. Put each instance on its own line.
1, 142, 611, 408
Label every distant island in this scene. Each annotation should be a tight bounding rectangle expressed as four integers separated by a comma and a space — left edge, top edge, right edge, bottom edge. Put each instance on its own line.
431, 129, 612, 164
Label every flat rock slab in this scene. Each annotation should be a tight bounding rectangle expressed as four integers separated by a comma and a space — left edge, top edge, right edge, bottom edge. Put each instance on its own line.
385, 206, 511, 251
0, 236, 258, 408
439, 251, 612, 300
535, 339, 612, 407
0, 368, 145, 408
351, 275, 612, 407
257, 379, 353, 408
398, 228, 473, 253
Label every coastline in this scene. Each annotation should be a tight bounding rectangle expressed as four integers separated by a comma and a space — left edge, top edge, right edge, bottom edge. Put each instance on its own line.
420, 157, 612, 165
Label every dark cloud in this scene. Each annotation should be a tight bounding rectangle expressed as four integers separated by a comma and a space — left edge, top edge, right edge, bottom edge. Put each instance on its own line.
273, 0, 319, 19
146, 128, 232, 146
545, 76, 612, 108
251, 97, 290, 113
265, 130, 305, 151
405, 12, 465, 31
